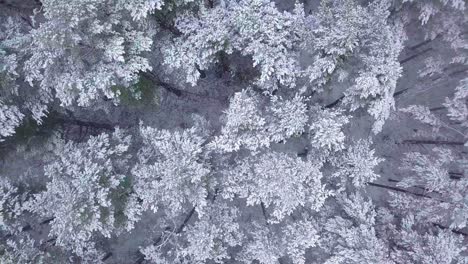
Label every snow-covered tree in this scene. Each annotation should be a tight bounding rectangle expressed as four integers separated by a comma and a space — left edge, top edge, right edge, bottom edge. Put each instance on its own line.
165, 0, 307, 89
236, 216, 320, 264
308, 106, 349, 152
331, 139, 383, 190
389, 214, 467, 264
401, 78, 467, 139
331, 0, 404, 133
0, 0, 465, 262
443, 77, 468, 130
167, 0, 404, 132
402, 0, 465, 25
210, 88, 308, 153
0, 235, 45, 264
223, 151, 331, 222
1, 0, 157, 108
390, 148, 468, 229
30, 129, 134, 259
141, 200, 242, 263
0, 178, 25, 233
282, 218, 320, 264
321, 193, 393, 264
238, 223, 283, 264
394, 82, 467, 228
209, 89, 269, 152
132, 122, 211, 217
0, 31, 26, 141
179, 202, 242, 263
401, 0, 467, 85
0, 102, 24, 142
0, 176, 72, 263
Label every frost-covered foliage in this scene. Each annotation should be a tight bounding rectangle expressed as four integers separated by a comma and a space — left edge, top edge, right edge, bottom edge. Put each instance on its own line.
142, 201, 242, 263
0, 0, 465, 262
394, 78, 467, 229
401, 105, 443, 131
0, 235, 45, 264
322, 193, 393, 264
179, 203, 242, 263
0, 179, 55, 263
30, 130, 133, 259
165, 0, 306, 89
391, 148, 468, 229
210, 89, 308, 152
239, 223, 283, 264
402, 77, 467, 143
331, 140, 383, 189
224, 152, 331, 221
444, 77, 468, 128
402, 0, 467, 79
0, 0, 162, 138
132, 123, 211, 216
389, 215, 467, 264
0, 178, 24, 233
282, 219, 320, 264
0, 43, 26, 140
1, 0, 156, 107
403, 0, 465, 24
309, 107, 349, 152
0, 102, 24, 141
238, 218, 319, 264
209, 89, 268, 152
330, 0, 404, 133
167, 0, 404, 132
118, 0, 165, 20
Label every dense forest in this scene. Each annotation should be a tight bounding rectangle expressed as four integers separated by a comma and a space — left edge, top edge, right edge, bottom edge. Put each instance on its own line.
0, 0, 467, 263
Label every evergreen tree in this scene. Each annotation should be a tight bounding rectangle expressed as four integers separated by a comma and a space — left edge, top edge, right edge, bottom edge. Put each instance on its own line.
223, 151, 331, 222
30, 130, 134, 259
132, 122, 211, 217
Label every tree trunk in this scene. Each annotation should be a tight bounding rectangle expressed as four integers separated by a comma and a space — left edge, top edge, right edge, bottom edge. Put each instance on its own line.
399, 48, 432, 64
142, 72, 183, 97
325, 95, 344, 109
432, 223, 468, 237
367, 182, 431, 199
400, 139, 465, 146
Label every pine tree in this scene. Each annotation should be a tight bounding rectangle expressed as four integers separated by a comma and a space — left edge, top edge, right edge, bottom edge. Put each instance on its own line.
390, 148, 468, 229
30, 129, 134, 259
165, 0, 306, 89
210, 89, 308, 153
223, 151, 331, 222
238, 223, 283, 264
321, 193, 393, 264
0, 177, 71, 263
0, 102, 24, 142
132, 122, 211, 217
389, 215, 467, 264
0, 235, 45, 264
331, 139, 383, 189
282, 218, 320, 264
2, 0, 156, 108
308, 106, 349, 152
395, 82, 467, 229
0, 178, 25, 233
142, 200, 242, 263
